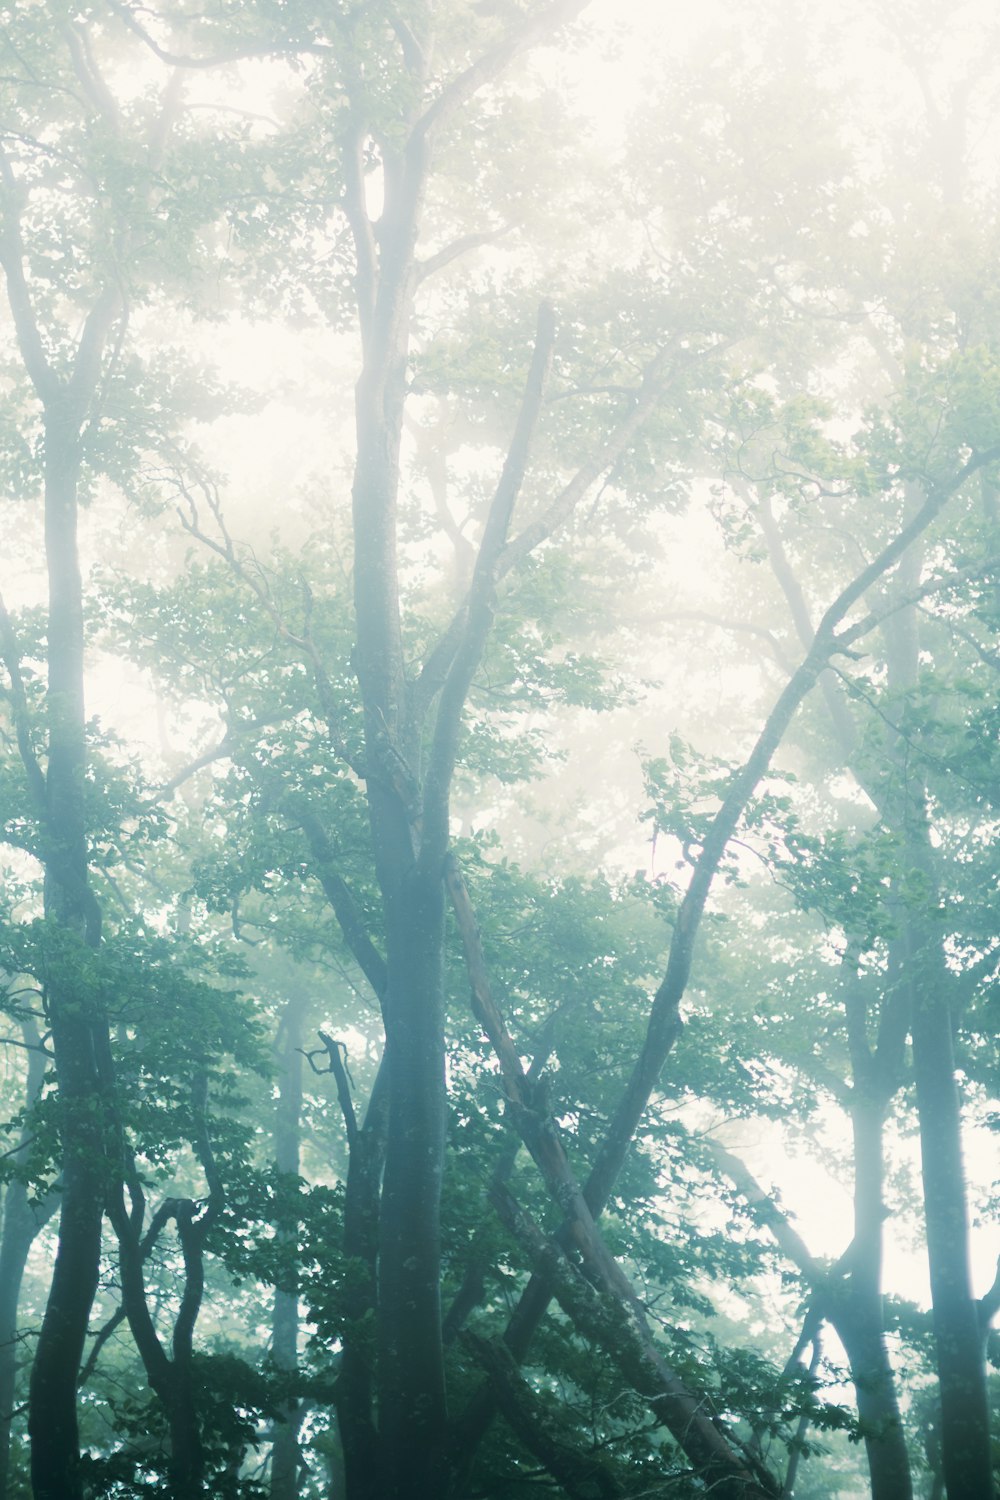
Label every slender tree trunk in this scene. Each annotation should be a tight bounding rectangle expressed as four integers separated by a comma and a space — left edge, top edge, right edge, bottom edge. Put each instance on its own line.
882, 558, 993, 1500
271, 996, 305, 1500
28, 415, 113, 1500
0, 38, 173, 1496
908, 917, 992, 1500
0, 1027, 55, 1498
335, 1058, 388, 1500
838, 978, 913, 1500
768, 492, 988, 1499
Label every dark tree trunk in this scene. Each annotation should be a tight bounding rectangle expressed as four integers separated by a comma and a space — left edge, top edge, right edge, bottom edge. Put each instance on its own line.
0, 1028, 55, 1498
836, 980, 913, 1500
340, 21, 586, 1490
0, 35, 182, 1500
908, 924, 992, 1500
835, 1306, 913, 1500
335, 1057, 388, 1500
882, 553, 993, 1500
271, 996, 306, 1500
374, 868, 448, 1498
28, 415, 113, 1500
110, 1067, 225, 1496
112, 1195, 208, 1499
347, 88, 446, 1500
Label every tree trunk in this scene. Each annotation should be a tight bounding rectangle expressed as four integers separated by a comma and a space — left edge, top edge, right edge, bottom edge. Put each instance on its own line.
908, 921, 992, 1500
491, 1186, 779, 1500
111, 1186, 211, 1499
838, 984, 913, 1500
374, 867, 448, 1498
28, 414, 113, 1500
882, 554, 993, 1500
335, 1056, 388, 1500
0, 1027, 55, 1498
346, 89, 446, 1497
835, 1308, 913, 1500
271, 996, 305, 1500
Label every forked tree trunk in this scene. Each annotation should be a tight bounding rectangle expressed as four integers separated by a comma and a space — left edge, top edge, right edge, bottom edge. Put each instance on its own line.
340, 14, 588, 1487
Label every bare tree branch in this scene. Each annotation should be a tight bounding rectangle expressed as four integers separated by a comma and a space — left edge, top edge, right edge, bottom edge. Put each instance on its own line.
61, 21, 120, 126
173, 467, 362, 773
490, 1185, 780, 1500
296, 807, 388, 1005
585, 451, 1000, 1219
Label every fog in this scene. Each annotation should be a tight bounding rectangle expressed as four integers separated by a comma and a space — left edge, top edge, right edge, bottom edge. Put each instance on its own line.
0, 3, 998, 1498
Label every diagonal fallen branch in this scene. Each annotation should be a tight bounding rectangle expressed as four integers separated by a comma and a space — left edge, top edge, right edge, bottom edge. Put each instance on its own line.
490, 1184, 780, 1500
